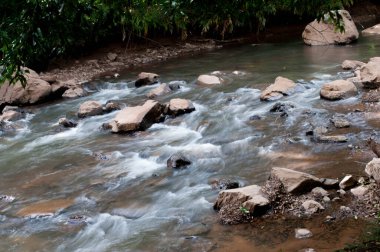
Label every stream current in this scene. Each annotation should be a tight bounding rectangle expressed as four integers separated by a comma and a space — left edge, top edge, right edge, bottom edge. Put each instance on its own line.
1, 36, 380, 251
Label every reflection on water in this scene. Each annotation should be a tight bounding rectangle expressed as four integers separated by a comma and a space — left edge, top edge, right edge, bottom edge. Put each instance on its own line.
1, 36, 380, 251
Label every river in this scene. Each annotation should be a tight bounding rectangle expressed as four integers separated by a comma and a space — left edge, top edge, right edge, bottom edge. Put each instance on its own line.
1, 35, 380, 251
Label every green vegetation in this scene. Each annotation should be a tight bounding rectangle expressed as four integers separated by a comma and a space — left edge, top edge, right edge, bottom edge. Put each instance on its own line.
337, 221, 380, 251
0, 0, 353, 84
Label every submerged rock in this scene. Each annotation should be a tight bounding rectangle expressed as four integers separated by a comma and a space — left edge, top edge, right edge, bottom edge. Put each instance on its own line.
209, 178, 240, 190
316, 135, 348, 143
270, 167, 322, 194
302, 10, 359, 46
0, 110, 22, 122
269, 102, 296, 117
110, 100, 165, 133
16, 198, 74, 218
260, 76, 296, 101
214, 185, 270, 216
331, 115, 350, 128
167, 153, 192, 169
147, 83, 172, 99
77, 100, 103, 118
196, 74, 222, 86
365, 158, 380, 182
320, 80, 358, 100
104, 101, 121, 112
167, 98, 195, 117
135, 72, 159, 87
58, 117, 78, 128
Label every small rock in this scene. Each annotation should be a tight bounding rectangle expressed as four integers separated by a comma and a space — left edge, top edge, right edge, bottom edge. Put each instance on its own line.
196, 74, 222, 86
325, 215, 335, 222
58, 118, 77, 128
332, 197, 341, 201
331, 116, 350, 128
249, 115, 262, 121
210, 178, 239, 190
2, 106, 20, 113
362, 24, 380, 35
0, 195, 15, 203
320, 80, 358, 100
299, 248, 316, 252
339, 175, 357, 190
77, 100, 103, 118
62, 87, 86, 98
104, 102, 121, 112
337, 189, 346, 195
0, 110, 22, 121
295, 228, 313, 239
340, 206, 352, 212
350, 185, 369, 197
135, 72, 159, 87
269, 102, 296, 117
147, 83, 172, 99
316, 135, 348, 143
311, 187, 329, 197
323, 196, 331, 202
167, 153, 191, 169
342, 60, 365, 70
107, 53, 118, 61
302, 200, 325, 214
365, 158, 380, 182
319, 178, 339, 189
167, 98, 195, 117
260, 76, 296, 101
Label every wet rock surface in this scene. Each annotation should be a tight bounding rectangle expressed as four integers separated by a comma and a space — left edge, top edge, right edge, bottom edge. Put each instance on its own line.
77, 100, 103, 118
320, 80, 358, 100
167, 153, 192, 169
260, 76, 296, 101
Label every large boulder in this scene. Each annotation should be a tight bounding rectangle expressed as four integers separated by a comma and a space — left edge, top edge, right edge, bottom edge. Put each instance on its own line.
365, 158, 380, 182
0, 68, 52, 106
362, 24, 380, 35
214, 185, 269, 215
167, 98, 195, 116
135, 72, 159, 88
77, 100, 103, 118
302, 10, 359, 46
359, 61, 380, 89
147, 83, 172, 99
197, 74, 222, 86
320, 80, 357, 100
110, 100, 165, 133
270, 167, 322, 194
260, 76, 296, 101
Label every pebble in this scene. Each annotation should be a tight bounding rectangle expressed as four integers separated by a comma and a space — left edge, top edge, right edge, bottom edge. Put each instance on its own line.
295, 228, 313, 239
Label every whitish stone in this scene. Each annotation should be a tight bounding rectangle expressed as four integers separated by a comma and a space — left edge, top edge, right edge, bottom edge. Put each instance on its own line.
365, 158, 380, 182
168, 98, 195, 116
302, 200, 325, 214
147, 83, 172, 98
260, 76, 296, 101
270, 167, 321, 194
0, 110, 22, 121
197, 75, 222, 86
295, 228, 313, 239
339, 175, 357, 190
320, 80, 358, 100
77, 100, 103, 118
362, 24, 380, 35
350, 185, 369, 197
110, 100, 165, 133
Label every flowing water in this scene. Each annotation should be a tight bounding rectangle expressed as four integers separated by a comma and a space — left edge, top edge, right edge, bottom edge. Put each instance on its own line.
1, 36, 380, 252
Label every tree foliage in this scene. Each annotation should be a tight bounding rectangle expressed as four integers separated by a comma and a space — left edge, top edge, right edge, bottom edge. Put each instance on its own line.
0, 0, 354, 85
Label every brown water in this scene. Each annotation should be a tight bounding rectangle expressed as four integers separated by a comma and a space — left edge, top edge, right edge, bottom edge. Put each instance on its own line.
1, 35, 380, 252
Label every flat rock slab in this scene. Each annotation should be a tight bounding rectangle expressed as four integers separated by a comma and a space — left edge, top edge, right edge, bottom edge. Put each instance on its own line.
17, 198, 74, 217
260, 76, 296, 101
270, 167, 322, 194
316, 135, 348, 143
110, 100, 164, 133
214, 185, 269, 215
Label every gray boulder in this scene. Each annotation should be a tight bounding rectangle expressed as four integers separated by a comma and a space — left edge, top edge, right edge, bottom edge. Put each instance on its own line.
77, 100, 103, 118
